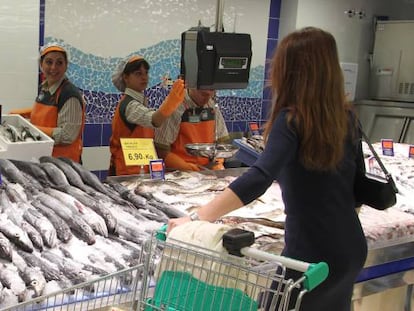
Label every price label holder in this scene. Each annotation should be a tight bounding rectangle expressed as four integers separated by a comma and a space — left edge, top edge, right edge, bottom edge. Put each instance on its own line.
149, 159, 165, 180
381, 139, 394, 156
409, 145, 414, 159
120, 138, 158, 166
248, 122, 260, 136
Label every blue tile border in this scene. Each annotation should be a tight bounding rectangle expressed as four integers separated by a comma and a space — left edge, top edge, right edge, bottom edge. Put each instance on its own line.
83, 124, 102, 147
102, 123, 112, 147
269, 0, 281, 18
266, 39, 278, 60
268, 18, 280, 39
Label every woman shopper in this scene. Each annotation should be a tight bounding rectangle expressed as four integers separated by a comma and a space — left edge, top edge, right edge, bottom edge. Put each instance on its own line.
167, 27, 367, 310
10, 43, 85, 163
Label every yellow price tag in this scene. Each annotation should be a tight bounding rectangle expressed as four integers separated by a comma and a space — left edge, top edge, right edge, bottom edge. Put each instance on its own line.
120, 138, 158, 166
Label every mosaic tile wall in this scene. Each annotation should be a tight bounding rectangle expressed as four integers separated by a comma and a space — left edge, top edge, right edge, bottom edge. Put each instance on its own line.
41, 0, 281, 178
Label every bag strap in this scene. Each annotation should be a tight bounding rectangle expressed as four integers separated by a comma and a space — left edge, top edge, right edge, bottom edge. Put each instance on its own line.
359, 127, 399, 194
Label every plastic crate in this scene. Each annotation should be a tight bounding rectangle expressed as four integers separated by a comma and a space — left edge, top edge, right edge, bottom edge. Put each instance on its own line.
0, 114, 54, 162
232, 139, 261, 166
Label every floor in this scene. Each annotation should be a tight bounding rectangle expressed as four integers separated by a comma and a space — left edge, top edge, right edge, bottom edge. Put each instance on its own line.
352, 286, 411, 311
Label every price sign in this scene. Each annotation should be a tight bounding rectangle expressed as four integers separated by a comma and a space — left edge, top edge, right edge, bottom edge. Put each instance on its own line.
150, 159, 165, 180
381, 139, 394, 156
249, 122, 260, 136
120, 138, 158, 166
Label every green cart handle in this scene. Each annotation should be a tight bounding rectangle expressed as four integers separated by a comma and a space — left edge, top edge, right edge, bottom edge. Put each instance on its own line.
240, 246, 329, 292
156, 224, 168, 241
303, 262, 329, 291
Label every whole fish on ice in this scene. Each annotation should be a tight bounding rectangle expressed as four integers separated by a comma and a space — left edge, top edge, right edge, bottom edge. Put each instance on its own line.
0, 214, 34, 253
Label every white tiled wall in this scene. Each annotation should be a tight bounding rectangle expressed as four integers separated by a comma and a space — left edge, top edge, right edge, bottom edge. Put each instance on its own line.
0, 0, 39, 110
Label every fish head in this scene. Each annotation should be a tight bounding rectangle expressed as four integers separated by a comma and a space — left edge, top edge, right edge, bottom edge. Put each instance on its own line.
30, 278, 46, 297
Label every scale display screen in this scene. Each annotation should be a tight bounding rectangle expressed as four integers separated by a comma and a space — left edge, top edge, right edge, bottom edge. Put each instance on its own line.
219, 57, 248, 70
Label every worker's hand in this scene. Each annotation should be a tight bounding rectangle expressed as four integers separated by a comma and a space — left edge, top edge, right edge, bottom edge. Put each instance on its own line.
186, 162, 202, 171
167, 216, 191, 234
210, 158, 225, 170
158, 78, 185, 117
165, 152, 201, 171
36, 125, 54, 137
8, 107, 32, 119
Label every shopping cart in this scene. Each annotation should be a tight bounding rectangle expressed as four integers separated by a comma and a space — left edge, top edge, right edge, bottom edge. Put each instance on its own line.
137, 226, 329, 311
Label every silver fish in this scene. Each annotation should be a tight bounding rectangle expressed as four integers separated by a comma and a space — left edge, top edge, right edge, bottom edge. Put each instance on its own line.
67, 215, 96, 245
21, 221, 44, 251
21, 126, 41, 141
147, 198, 187, 218
0, 189, 14, 213
66, 186, 118, 234
0, 214, 34, 253
22, 205, 58, 248
39, 162, 71, 190
59, 156, 109, 193
35, 192, 96, 245
58, 244, 109, 275
87, 253, 117, 274
4, 182, 28, 203
0, 288, 19, 309
20, 266, 47, 298
0, 123, 14, 143
41, 250, 90, 285
2, 203, 44, 252
31, 201, 73, 243
106, 181, 169, 221
43, 187, 108, 237
0, 232, 13, 262
17, 250, 62, 282
59, 157, 131, 205
10, 159, 52, 187
78, 205, 109, 238
36, 192, 76, 218
0, 263, 27, 302
2, 122, 22, 142
0, 158, 28, 186
93, 237, 136, 285
39, 156, 90, 192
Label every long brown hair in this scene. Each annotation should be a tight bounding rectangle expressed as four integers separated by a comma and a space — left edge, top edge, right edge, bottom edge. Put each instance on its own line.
264, 27, 348, 171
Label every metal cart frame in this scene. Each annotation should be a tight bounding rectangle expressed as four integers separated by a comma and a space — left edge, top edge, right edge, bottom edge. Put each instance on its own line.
137, 228, 328, 311
1, 264, 144, 311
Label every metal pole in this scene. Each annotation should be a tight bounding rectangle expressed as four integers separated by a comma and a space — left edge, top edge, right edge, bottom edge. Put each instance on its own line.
215, 0, 224, 32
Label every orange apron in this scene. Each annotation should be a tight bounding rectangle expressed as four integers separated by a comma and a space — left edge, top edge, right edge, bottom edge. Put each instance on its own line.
170, 107, 216, 167
109, 95, 154, 176
31, 79, 85, 162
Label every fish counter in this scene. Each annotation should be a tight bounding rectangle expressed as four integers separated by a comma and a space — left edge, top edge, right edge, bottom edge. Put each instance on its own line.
0, 153, 413, 309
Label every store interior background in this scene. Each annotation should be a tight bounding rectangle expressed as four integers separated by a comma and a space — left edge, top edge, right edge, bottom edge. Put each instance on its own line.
0, 0, 414, 309
0, 0, 413, 182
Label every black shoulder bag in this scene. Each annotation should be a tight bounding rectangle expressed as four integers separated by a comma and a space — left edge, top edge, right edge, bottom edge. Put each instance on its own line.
354, 130, 399, 210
